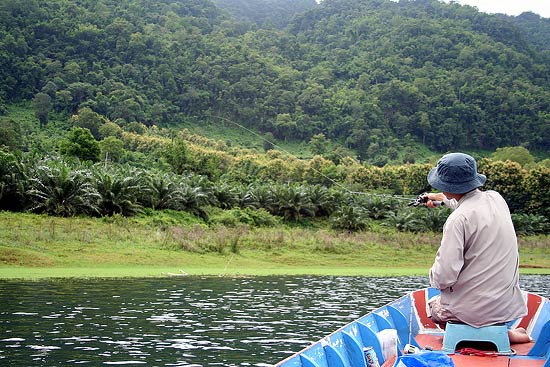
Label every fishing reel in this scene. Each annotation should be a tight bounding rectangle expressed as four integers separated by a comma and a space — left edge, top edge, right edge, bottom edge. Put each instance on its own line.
408, 193, 443, 207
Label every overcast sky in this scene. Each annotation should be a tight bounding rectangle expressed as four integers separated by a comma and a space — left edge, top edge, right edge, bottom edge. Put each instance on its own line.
448, 0, 550, 18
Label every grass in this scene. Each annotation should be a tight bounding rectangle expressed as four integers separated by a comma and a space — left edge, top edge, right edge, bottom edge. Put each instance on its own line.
178, 116, 442, 165
1, 211, 549, 279
178, 116, 317, 158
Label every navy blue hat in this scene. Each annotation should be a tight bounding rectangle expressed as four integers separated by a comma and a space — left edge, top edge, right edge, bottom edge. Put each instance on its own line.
427, 153, 486, 194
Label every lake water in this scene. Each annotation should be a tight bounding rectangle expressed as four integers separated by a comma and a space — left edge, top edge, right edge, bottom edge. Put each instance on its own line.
0, 275, 548, 366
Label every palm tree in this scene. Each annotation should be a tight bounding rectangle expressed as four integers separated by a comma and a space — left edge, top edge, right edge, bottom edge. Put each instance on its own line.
421, 206, 451, 232
142, 171, 184, 210
384, 211, 424, 232
212, 181, 240, 209
356, 195, 401, 219
92, 166, 144, 216
270, 184, 315, 221
302, 184, 338, 217
0, 149, 28, 211
28, 159, 100, 216
330, 204, 369, 231
240, 184, 274, 211
178, 184, 212, 220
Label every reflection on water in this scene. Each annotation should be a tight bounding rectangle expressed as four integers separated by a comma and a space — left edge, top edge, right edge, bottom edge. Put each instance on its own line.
0, 275, 548, 366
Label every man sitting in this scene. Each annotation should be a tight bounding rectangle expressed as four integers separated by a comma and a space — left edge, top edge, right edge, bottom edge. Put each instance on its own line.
424, 153, 531, 344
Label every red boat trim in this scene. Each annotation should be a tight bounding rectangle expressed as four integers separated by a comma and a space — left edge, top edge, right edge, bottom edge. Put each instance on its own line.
517, 293, 544, 333
412, 289, 442, 330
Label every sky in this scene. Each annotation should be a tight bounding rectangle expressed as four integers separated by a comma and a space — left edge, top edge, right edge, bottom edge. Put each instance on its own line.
448, 0, 550, 18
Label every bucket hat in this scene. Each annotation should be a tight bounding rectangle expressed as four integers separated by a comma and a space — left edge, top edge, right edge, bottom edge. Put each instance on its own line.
427, 153, 486, 194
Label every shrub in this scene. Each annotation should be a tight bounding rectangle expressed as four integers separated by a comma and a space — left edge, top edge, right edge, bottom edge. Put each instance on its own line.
384, 210, 425, 232
330, 204, 370, 231
237, 207, 279, 227
512, 213, 549, 235
358, 195, 403, 220
59, 127, 101, 162
210, 207, 279, 227
522, 166, 550, 218
478, 159, 527, 213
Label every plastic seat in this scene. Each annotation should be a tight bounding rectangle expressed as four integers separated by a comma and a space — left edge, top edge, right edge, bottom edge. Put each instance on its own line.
442, 322, 511, 353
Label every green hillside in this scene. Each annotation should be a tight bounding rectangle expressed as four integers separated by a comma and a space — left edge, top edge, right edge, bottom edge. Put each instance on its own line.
1, 0, 550, 277
1, 0, 549, 165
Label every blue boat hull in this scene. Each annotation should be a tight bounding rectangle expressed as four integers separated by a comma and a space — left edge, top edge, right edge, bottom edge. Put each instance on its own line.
273, 288, 550, 367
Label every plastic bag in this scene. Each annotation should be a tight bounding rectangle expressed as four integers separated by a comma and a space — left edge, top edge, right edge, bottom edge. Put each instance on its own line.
394, 352, 455, 367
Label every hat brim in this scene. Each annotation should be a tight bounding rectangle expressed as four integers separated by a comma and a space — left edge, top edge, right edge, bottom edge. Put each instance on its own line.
427, 167, 486, 194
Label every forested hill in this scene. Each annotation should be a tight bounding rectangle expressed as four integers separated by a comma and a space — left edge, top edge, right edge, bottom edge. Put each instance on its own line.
213, 0, 317, 29
1, 0, 549, 163
498, 12, 550, 51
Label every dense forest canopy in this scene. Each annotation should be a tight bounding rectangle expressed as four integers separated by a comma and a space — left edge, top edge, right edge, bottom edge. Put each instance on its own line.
212, 0, 317, 29
500, 12, 550, 51
0, 0, 549, 163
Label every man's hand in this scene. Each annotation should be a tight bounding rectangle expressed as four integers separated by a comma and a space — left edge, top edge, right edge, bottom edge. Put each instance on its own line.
409, 192, 444, 207
426, 192, 446, 208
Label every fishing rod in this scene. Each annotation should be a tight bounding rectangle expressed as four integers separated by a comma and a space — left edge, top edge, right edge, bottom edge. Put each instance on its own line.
212, 115, 418, 203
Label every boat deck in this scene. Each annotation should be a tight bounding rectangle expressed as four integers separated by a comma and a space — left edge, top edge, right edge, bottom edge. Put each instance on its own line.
381, 334, 542, 367
379, 289, 549, 367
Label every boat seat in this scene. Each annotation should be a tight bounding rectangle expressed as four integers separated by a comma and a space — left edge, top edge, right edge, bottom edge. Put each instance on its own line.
442, 322, 511, 354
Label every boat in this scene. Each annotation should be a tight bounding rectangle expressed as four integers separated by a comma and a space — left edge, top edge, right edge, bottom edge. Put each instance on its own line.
273, 288, 550, 367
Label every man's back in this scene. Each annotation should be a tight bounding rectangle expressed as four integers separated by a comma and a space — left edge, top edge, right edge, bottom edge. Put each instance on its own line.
430, 189, 527, 327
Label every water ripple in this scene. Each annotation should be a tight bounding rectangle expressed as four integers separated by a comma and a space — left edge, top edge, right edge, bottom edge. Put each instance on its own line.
0, 275, 547, 366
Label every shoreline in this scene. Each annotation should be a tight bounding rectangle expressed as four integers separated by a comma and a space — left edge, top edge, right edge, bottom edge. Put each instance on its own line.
2, 211, 549, 280
1, 265, 549, 280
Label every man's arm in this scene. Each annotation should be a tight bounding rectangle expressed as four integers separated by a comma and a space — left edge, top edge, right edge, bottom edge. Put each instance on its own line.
426, 192, 458, 210
429, 215, 465, 290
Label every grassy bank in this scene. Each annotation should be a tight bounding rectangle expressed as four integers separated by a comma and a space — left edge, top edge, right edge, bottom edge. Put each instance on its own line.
1, 211, 549, 279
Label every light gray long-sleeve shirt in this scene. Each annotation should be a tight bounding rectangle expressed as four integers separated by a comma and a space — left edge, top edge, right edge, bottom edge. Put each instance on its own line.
429, 189, 527, 327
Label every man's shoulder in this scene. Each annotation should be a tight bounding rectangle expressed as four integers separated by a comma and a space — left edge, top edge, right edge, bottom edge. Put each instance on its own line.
469, 189, 504, 201
482, 189, 507, 202
461, 189, 510, 215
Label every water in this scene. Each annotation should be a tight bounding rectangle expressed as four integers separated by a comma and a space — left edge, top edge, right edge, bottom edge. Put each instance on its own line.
0, 275, 548, 366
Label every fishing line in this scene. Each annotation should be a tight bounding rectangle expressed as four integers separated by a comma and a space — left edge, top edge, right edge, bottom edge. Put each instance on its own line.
212, 115, 414, 202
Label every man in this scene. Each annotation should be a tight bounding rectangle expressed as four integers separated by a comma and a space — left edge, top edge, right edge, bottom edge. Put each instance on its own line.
424, 152, 530, 343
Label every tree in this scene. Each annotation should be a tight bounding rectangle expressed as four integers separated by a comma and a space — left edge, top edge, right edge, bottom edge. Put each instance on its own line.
125, 121, 147, 134
111, 98, 144, 122
99, 121, 123, 139
164, 136, 190, 174
59, 128, 101, 162
274, 113, 297, 141
72, 107, 104, 139
263, 132, 275, 152
522, 166, 550, 218
0, 149, 27, 211
32, 92, 52, 127
142, 171, 185, 210
41, 81, 58, 99
99, 136, 125, 162
92, 167, 144, 216
0, 118, 22, 151
309, 133, 329, 155
330, 204, 369, 231
269, 184, 315, 220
